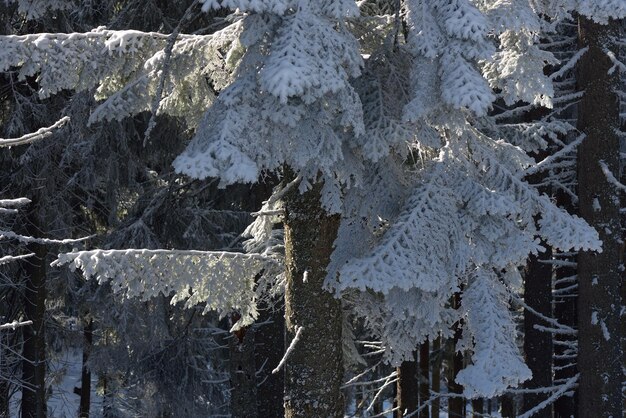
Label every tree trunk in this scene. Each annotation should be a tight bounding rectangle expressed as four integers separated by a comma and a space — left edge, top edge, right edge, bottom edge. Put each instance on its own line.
500, 394, 516, 418
229, 325, 258, 418
21, 216, 47, 418
576, 16, 623, 418
78, 319, 93, 418
254, 304, 284, 418
448, 294, 465, 418
431, 337, 441, 418
283, 179, 343, 418
471, 398, 483, 418
418, 340, 429, 418
553, 189, 579, 418
522, 244, 553, 417
395, 353, 418, 418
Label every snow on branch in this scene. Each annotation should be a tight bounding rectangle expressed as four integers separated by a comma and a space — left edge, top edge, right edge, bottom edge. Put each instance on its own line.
606, 49, 626, 75
53, 249, 281, 329
272, 325, 304, 374
599, 160, 626, 193
455, 270, 532, 398
550, 47, 588, 80
0, 23, 243, 125
516, 374, 579, 418
0, 116, 69, 147
0, 198, 31, 208
0, 253, 34, 265
0, 320, 33, 331
522, 133, 586, 178
0, 230, 94, 245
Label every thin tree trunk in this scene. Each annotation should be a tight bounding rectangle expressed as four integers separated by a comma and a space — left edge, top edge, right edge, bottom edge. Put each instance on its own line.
395, 353, 418, 418
576, 16, 623, 418
229, 325, 258, 418
471, 398, 483, 418
522, 243, 553, 417
21, 214, 47, 418
418, 340, 429, 418
500, 394, 516, 418
553, 190, 579, 418
283, 178, 343, 418
431, 337, 441, 418
78, 319, 93, 418
448, 294, 464, 418
254, 304, 284, 418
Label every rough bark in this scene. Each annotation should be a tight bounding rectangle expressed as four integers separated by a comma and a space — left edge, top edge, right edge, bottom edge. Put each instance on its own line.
283, 180, 343, 418
229, 326, 258, 418
395, 353, 418, 418
254, 304, 284, 418
418, 340, 429, 418
522, 244, 553, 417
576, 16, 623, 418
21, 217, 47, 418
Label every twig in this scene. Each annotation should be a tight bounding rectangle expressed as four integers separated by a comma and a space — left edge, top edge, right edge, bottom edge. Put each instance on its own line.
264, 175, 303, 207
0, 198, 31, 208
599, 160, 626, 193
0, 230, 94, 245
0, 116, 69, 147
0, 253, 34, 265
0, 320, 33, 330
523, 133, 586, 178
516, 374, 579, 418
272, 325, 304, 374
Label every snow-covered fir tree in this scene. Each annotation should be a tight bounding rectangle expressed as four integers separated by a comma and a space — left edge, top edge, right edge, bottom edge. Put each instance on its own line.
2, 0, 625, 416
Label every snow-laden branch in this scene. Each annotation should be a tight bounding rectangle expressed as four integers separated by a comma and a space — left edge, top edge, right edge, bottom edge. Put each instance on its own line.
599, 160, 626, 193
0, 230, 94, 245
0, 320, 33, 331
54, 249, 281, 329
512, 294, 577, 334
606, 49, 626, 75
516, 374, 579, 418
0, 253, 34, 265
0, 198, 31, 208
272, 325, 304, 374
522, 133, 586, 178
0, 116, 69, 147
550, 47, 588, 80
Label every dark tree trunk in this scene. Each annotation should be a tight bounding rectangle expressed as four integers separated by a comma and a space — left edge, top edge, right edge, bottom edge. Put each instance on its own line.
448, 294, 465, 418
21, 216, 47, 418
418, 340, 429, 418
283, 179, 343, 418
553, 189, 579, 418
472, 398, 483, 418
500, 394, 516, 418
576, 16, 623, 418
431, 336, 442, 418
254, 303, 284, 418
78, 319, 93, 418
395, 353, 418, 418
523, 244, 553, 417
229, 326, 258, 418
